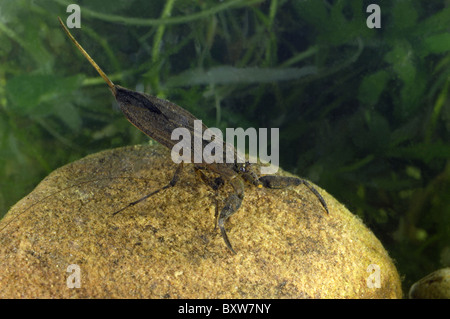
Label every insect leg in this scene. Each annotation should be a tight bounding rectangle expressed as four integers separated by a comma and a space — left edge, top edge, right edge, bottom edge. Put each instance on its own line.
194, 167, 224, 229
194, 167, 224, 191
112, 163, 183, 215
300, 179, 329, 215
258, 175, 329, 214
217, 176, 244, 254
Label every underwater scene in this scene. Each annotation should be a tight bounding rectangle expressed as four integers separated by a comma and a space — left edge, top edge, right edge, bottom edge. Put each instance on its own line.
0, 0, 449, 298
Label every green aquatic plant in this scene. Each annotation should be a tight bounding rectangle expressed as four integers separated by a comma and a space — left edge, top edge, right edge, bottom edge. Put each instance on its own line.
0, 0, 449, 294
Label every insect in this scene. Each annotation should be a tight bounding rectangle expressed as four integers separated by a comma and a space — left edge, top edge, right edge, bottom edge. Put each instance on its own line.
58, 17, 328, 253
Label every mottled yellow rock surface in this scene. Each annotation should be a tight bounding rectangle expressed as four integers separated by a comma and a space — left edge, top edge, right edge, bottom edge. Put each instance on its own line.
409, 268, 450, 299
0, 144, 402, 298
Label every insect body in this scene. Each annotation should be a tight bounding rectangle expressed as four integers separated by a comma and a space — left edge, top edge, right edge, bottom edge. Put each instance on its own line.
58, 17, 328, 253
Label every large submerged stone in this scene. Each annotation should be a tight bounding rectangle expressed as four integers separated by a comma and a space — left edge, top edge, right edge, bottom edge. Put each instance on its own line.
0, 144, 402, 298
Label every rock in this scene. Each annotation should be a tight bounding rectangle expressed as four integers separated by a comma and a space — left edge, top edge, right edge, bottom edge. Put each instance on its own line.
409, 268, 450, 299
0, 144, 402, 298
